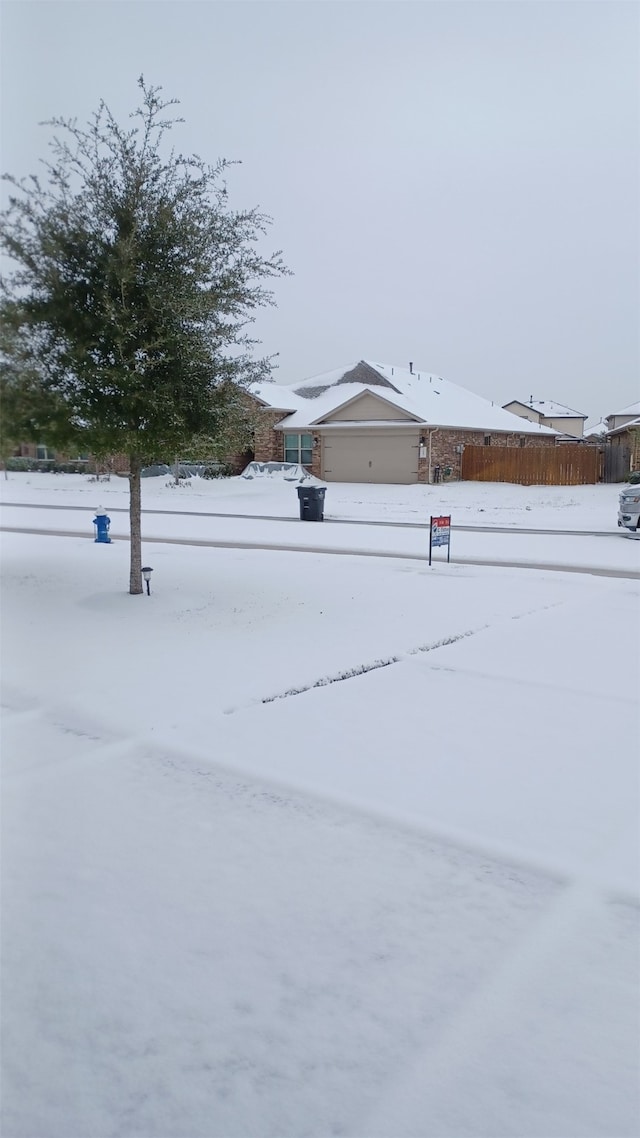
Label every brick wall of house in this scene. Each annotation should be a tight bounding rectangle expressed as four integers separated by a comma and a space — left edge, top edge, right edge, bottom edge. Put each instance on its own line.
254, 405, 557, 484
417, 429, 556, 483
102, 454, 129, 473
253, 410, 286, 463
307, 435, 322, 479
253, 412, 323, 478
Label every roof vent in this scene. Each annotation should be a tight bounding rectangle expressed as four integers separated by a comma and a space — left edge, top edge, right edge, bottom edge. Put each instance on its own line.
409, 362, 413, 374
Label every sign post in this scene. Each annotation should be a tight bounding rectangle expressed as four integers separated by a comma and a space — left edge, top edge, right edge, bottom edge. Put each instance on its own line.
429, 515, 451, 565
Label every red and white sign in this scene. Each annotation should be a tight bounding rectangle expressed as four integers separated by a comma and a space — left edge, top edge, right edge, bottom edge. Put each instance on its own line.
429, 514, 451, 563
430, 515, 451, 544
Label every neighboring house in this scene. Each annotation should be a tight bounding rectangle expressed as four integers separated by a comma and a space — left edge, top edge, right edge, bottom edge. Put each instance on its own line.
604, 401, 640, 432
11, 442, 128, 472
250, 360, 557, 484
502, 399, 587, 438
14, 442, 57, 461
582, 402, 640, 480
583, 420, 607, 440
605, 417, 640, 475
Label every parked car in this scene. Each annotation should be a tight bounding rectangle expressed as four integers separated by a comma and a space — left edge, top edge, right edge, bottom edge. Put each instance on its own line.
618, 479, 640, 531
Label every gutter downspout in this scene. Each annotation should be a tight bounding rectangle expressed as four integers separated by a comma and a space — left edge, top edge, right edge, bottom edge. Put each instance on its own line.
428, 427, 438, 484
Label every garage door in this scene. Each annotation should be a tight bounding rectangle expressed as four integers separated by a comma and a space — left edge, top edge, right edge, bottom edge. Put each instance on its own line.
322, 430, 420, 484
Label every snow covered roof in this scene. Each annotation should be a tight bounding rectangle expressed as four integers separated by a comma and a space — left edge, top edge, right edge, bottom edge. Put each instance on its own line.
249, 381, 304, 412
607, 416, 640, 437
507, 399, 587, 420
276, 381, 425, 430
608, 400, 640, 419
583, 420, 607, 438
273, 361, 557, 435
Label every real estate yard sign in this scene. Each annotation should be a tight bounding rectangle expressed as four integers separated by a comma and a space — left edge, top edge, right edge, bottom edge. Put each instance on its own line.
429, 515, 451, 565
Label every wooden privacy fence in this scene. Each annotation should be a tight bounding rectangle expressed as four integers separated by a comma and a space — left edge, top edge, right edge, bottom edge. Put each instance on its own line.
461, 444, 601, 486
603, 443, 632, 484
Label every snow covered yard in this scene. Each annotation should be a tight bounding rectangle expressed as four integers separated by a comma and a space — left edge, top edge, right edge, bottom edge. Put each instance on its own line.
2, 472, 639, 577
1, 492, 639, 1136
0, 468, 629, 531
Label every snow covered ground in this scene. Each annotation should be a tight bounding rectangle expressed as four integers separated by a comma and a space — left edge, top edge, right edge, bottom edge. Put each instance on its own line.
0, 468, 629, 530
2, 473, 639, 577
1, 477, 639, 1137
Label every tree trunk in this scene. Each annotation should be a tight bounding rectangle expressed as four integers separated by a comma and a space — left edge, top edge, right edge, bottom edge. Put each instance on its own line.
129, 454, 143, 594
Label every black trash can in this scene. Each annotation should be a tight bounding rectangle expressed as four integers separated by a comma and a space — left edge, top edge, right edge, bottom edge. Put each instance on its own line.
296, 484, 326, 521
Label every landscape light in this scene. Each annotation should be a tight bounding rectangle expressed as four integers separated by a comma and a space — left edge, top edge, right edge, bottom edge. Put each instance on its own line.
141, 566, 153, 596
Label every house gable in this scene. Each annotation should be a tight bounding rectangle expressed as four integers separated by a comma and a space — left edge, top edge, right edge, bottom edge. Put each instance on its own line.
318, 390, 421, 424
503, 401, 542, 424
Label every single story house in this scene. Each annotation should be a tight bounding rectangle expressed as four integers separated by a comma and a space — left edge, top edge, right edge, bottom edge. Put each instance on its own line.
13, 442, 58, 461
502, 399, 587, 438
9, 442, 129, 473
250, 360, 557, 484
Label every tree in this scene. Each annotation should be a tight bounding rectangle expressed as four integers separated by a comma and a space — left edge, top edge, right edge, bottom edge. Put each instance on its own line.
0, 325, 70, 478
0, 78, 288, 592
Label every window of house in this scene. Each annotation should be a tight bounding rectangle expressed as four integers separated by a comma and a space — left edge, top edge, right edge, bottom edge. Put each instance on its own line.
519, 436, 526, 447
483, 435, 491, 446
284, 433, 313, 465
36, 445, 54, 460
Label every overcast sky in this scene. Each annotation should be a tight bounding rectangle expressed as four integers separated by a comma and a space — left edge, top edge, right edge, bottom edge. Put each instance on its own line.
2, 1, 638, 421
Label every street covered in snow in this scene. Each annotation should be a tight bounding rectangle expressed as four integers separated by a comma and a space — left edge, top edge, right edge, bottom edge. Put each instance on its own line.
1, 474, 639, 1137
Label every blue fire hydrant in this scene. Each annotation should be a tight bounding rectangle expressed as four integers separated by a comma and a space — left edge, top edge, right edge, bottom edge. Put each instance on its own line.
93, 507, 111, 544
